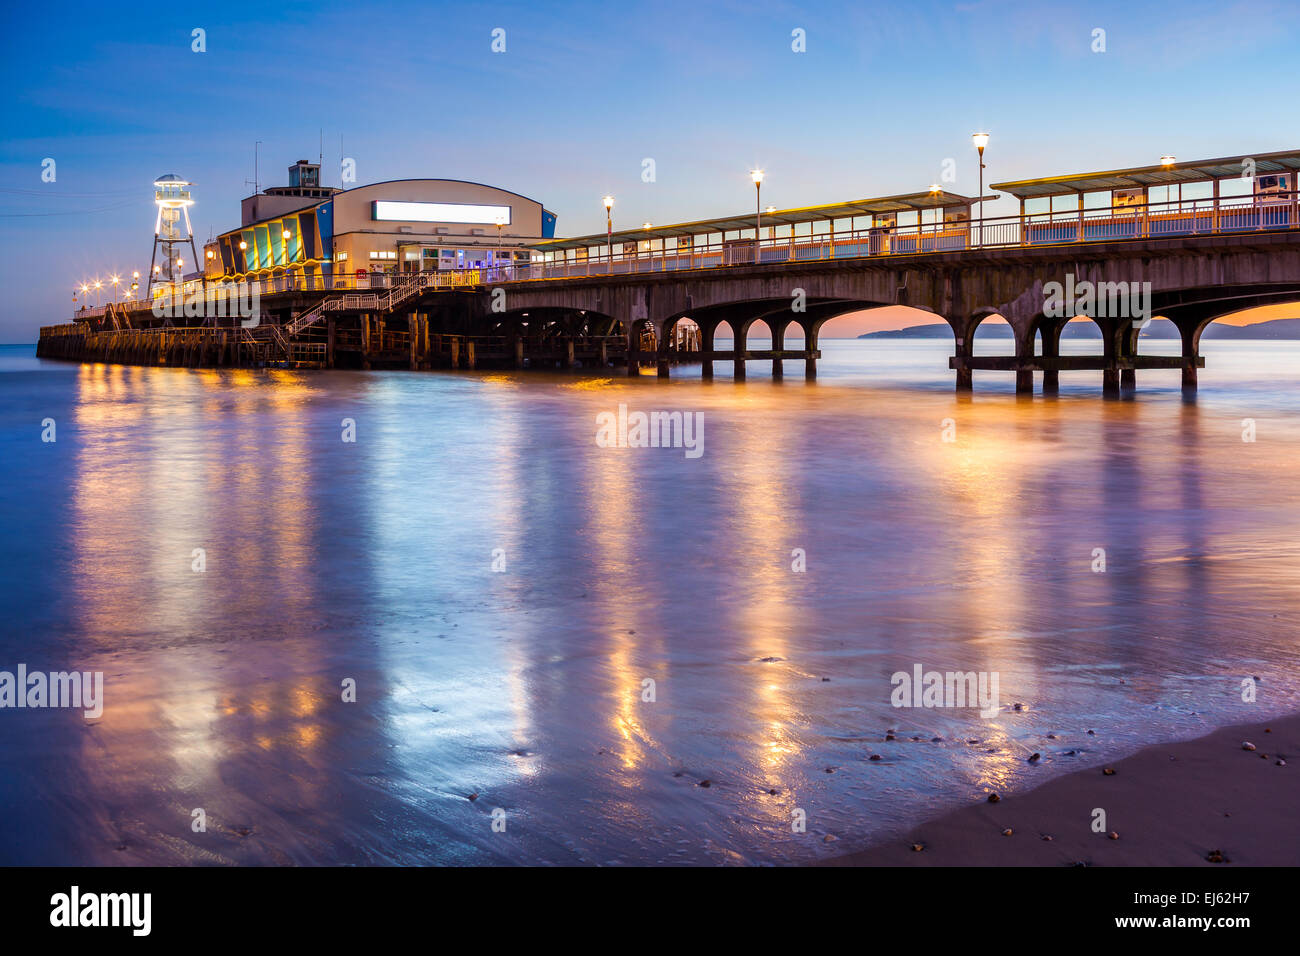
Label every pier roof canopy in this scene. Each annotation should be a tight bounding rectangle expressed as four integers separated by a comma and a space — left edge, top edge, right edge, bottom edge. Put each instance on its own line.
992, 148, 1300, 199
531, 190, 983, 251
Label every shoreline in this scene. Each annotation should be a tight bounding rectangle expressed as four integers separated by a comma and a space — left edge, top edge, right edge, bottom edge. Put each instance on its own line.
826, 714, 1299, 866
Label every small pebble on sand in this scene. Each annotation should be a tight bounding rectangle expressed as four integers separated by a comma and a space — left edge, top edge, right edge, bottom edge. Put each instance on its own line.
885, 733, 896, 741
987, 793, 1001, 803
1001, 828, 1013, 836
1107, 831, 1119, 840
1087, 730, 1096, 735
1207, 849, 1228, 863
1041, 835, 1054, 842
911, 843, 924, 852
869, 754, 882, 761
1103, 767, 1116, 775
699, 780, 712, 788
1242, 741, 1256, 751
1028, 753, 1041, 762
1277, 759, 1287, 766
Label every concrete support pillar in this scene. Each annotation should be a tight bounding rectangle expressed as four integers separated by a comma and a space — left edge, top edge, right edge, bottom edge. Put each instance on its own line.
1102, 321, 1119, 396
1016, 369, 1034, 394
701, 323, 715, 380
1179, 322, 1199, 393
771, 321, 785, 379
1120, 367, 1136, 391
733, 323, 747, 381
1041, 323, 1060, 394
626, 328, 640, 377
954, 331, 972, 391
804, 325, 818, 380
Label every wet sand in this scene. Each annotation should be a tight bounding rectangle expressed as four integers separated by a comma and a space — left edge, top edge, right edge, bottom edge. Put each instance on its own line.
827, 714, 1300, 866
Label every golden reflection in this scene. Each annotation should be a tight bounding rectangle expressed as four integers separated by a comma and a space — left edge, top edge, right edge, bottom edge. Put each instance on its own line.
714, 387, 800, 784
579, 380, 664, 775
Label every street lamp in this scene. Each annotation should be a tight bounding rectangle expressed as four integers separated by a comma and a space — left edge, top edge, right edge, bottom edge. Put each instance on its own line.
603, 195, 614, 267
751, 169, 764, 254
111, 274, 120, 303
1161, 155, 1179, 210
495, 215, 506, 276
93, 279, 102, 307
972, 133, 990, 247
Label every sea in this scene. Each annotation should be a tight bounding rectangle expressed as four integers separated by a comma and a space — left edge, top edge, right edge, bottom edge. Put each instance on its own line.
1, 338, 1298, 864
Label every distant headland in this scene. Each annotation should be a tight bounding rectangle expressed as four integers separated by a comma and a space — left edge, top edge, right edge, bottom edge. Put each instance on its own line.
858, 318, 1300, 340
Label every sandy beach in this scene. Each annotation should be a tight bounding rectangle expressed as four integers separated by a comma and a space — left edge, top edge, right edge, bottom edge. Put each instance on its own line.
828, 713, 1300, 866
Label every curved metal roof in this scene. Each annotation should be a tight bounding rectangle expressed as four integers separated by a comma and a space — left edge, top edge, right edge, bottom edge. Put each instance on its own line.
992, 149, 1300, 199
531, 190, 985, 251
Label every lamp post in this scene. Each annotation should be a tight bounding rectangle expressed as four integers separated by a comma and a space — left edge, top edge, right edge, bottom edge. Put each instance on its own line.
751, 169, 764, 257
603, 195, 614, 270
972, 133, 989, 246
495, 215, 506, 278
110, 274, 120, 304
93, 280, 102, 307
1161, 155, 1178, 210
281, 229, 293, 288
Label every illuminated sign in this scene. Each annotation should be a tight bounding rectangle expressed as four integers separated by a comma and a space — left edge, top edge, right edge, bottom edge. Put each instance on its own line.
372, 200, 512, 225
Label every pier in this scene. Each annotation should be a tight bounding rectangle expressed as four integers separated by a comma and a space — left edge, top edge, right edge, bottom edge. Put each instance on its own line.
39, 150, 1300, 393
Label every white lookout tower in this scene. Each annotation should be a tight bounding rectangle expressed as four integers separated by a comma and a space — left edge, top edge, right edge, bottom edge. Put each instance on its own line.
148, 174, 202, 298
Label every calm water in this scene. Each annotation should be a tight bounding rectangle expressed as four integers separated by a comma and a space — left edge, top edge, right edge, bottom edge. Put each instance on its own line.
2, 339, 1299, 865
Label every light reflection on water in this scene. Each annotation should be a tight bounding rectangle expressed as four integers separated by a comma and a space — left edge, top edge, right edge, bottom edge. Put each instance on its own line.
1, 340, 1299, 865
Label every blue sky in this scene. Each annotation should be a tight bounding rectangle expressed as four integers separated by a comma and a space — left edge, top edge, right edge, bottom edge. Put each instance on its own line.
3, 0, 1299, 340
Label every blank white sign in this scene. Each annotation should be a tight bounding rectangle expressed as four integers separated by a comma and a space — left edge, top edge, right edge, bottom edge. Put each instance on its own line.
372, 200, 512, 225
